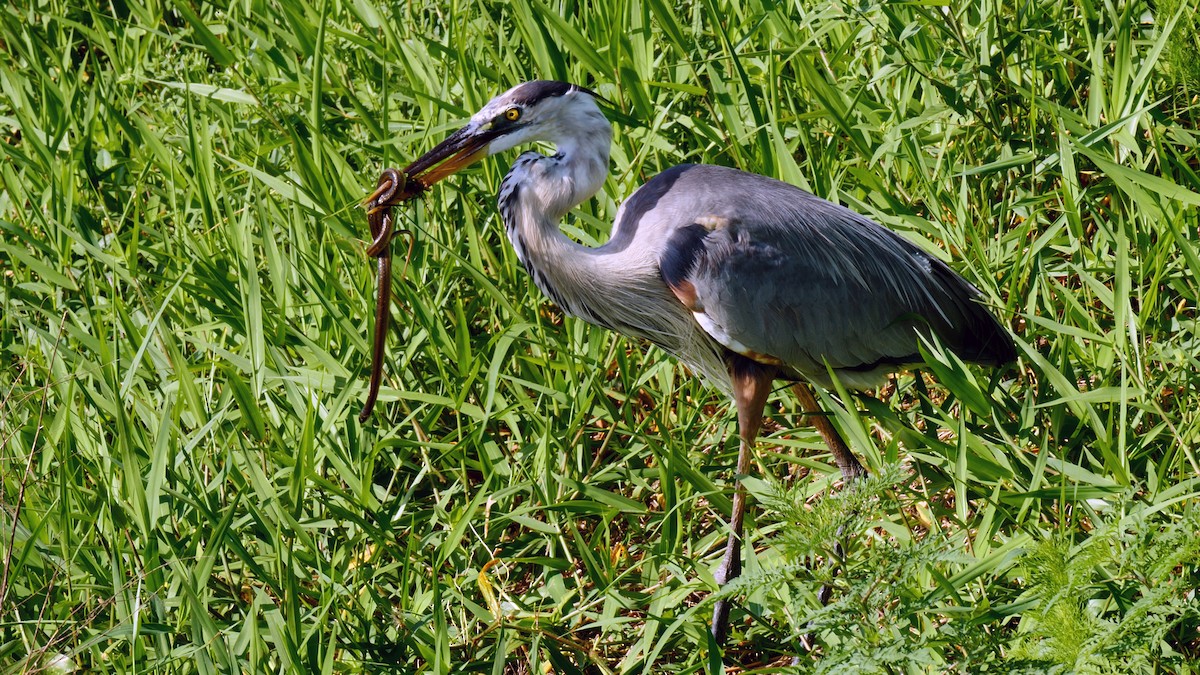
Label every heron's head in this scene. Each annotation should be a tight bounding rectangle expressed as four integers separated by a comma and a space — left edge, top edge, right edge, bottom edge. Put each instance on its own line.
404, 80, 609, 187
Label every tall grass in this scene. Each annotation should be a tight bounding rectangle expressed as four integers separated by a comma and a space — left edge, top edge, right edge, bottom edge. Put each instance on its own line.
2, 0, 1198, 672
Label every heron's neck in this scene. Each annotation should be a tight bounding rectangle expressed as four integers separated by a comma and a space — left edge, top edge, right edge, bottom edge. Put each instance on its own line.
497, 116, 611, 257
504, 129, 611, 219
493, 123, 722, 379
497, 121, 630, 325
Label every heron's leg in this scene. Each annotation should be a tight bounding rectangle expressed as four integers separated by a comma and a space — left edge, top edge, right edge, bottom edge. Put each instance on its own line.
790, 382, 862, 657
711, 359, 775, 645
791, 382, 866, 481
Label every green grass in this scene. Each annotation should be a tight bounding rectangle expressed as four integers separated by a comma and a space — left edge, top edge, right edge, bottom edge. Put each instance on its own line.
2, 0, 1199, 672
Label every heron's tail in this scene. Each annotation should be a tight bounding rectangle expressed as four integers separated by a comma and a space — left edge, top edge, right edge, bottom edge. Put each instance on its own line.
930, 260, 1018, 367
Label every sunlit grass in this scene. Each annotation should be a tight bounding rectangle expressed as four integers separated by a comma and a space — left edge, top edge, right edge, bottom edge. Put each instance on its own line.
2, 0, 1198, 672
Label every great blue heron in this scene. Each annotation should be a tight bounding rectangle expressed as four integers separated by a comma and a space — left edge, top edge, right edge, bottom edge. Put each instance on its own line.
362, 80, 1016, 644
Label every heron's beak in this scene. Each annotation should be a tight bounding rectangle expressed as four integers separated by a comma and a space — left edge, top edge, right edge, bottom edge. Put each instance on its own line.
403, 122, 503, 188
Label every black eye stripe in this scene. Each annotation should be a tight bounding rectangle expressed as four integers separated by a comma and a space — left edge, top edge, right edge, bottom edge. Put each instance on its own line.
507, 80, 573, 106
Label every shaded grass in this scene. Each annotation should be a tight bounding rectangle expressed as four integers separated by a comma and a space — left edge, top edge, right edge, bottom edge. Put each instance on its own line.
2, 0, 1199, 672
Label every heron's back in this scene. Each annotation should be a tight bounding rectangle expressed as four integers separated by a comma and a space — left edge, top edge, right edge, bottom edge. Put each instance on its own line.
612, 164, 1015, 388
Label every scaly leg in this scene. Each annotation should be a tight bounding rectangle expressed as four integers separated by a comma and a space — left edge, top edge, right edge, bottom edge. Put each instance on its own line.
791, 381, 863, 655
791, 382, 866, 481
711, 358, 775, 644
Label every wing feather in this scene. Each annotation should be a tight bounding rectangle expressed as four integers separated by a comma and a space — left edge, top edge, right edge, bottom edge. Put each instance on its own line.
633, 165, 1014, 388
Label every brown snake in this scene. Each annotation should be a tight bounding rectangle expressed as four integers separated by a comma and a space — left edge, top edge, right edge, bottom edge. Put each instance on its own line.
359, 168, 424, 422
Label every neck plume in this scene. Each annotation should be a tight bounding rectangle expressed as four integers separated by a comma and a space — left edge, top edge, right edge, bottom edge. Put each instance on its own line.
495, 94, 612, 288
493, 98, 729, 391
497, 101, 658, 330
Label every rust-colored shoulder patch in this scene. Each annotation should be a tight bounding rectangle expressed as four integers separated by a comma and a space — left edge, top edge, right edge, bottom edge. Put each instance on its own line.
669, 279, 702, 312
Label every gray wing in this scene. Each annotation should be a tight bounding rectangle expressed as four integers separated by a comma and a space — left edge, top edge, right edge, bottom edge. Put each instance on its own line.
625, 164, 1014, 387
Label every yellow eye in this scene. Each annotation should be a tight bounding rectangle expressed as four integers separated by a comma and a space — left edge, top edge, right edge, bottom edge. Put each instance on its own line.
504, 108, 521, 122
